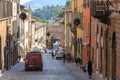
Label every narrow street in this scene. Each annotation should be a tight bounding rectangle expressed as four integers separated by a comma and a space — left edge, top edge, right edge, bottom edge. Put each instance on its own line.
0, 54, 101, 80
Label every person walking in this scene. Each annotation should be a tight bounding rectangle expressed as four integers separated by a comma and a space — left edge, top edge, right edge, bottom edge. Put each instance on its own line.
51, 51, 54, 59
87, 60, 93, 79
18, 55, 21, 62
63, 53, 66, 62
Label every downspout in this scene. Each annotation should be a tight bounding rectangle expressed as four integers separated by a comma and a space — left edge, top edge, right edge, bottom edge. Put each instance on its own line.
74, 0, 77, 59
89, 5, 91, 60
64, 7, 67, 51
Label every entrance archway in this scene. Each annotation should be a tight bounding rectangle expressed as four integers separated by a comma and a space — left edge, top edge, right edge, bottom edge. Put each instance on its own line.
50, 35, 60, 48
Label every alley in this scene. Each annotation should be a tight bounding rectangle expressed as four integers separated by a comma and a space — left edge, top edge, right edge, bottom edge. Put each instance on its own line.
0, 54, 101, 80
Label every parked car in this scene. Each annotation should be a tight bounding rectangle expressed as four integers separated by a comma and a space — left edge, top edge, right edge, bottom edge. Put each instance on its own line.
40, 49, 45, 54
47, 49, 53, 54
24, 50, 43, 71
55, 50, 64, 59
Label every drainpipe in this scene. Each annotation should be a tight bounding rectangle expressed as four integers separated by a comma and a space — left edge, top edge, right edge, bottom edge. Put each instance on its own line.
74, 25, 77, 59
74, 0, 77, 59
89, 8, 91, 60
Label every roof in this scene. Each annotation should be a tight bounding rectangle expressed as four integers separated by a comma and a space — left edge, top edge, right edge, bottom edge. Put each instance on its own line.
35, 22, 45, 30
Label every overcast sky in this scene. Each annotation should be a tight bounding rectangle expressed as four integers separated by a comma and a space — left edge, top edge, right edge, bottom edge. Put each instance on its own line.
20, 0, 32, 4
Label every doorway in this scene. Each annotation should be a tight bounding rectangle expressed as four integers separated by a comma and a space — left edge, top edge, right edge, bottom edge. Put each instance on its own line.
112, 32, 116, 80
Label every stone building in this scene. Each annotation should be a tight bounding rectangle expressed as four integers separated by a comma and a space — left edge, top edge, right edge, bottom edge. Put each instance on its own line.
70, 0, 84, 59
19, 5, 32, 56
90, 1, 120, 80
66, 0, 120, 80
64, 7, 72, 53
34, 22, 46, 49
46, 22, 65, 49
107, 11, 120, 80
0, 0, 20, 72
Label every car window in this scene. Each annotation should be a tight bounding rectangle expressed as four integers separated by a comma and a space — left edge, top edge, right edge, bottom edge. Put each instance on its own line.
28, 51, 41, 54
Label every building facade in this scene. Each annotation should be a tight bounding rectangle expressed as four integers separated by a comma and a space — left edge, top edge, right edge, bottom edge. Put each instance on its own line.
19, 5, 31, 56
70, 0, 84, 59
65, 0, 120, 80
0, 0, 20, 72
46, 24, 65, 49
34, 22, 46, 49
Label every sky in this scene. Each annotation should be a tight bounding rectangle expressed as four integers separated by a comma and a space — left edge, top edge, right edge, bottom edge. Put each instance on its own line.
20, 0, 32, 4
20, 0, 67, 10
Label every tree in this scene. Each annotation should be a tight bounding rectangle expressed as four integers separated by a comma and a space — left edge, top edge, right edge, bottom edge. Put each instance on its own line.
60, 19, 64, 25
65, 0, 71, 7
54, 7, 64, 17
32, 16, 46, 23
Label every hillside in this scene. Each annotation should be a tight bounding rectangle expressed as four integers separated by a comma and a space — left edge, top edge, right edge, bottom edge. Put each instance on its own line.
32, 5, 64, 20
23, 0, 67, 10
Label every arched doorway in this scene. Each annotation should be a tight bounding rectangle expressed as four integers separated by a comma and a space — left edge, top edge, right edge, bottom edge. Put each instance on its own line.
52, 35, 60, 42
50, 35, 60, 48
112, 32, 116, 80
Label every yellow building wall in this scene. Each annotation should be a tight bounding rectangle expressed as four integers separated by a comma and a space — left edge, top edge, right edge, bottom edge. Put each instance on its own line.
77, 0, 83, 13
71, 0, 84, 58
77, 27, 83, 38
71, 0, 75, 13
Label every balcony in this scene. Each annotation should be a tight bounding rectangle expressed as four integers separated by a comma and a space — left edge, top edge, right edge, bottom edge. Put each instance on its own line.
91, 1, 110, 18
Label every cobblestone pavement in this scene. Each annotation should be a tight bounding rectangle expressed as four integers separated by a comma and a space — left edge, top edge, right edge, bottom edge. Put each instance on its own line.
0, 54, 102, 80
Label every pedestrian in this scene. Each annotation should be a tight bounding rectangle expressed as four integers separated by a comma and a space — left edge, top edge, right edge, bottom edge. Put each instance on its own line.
63, 53, 66, 62
75, 58, 82, 66
87, 60, 93, 79
18, 55, 21, 62
51, 51, 54, 59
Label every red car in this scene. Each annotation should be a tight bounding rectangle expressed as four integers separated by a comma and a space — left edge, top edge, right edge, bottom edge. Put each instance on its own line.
25, 51, 43, 71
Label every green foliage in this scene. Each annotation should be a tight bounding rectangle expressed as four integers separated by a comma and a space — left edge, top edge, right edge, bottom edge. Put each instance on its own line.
60, 19, 64, 25
65, 0, 71, 7
32, 5, 64, 20
32, 16, 46, 23
54, 7, 64, 17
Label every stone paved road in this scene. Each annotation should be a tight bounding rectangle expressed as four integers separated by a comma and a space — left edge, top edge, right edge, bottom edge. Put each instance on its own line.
0, 54, 102, 80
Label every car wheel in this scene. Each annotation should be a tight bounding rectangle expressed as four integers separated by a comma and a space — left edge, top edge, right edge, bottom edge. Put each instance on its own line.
56, 57, 58, 60
39, 65, 43, 71
39, 67, 43, 71
25, 67, 29, 71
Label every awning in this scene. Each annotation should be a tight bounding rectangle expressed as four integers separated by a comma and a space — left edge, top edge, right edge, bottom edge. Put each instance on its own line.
82, 42, 89, 46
